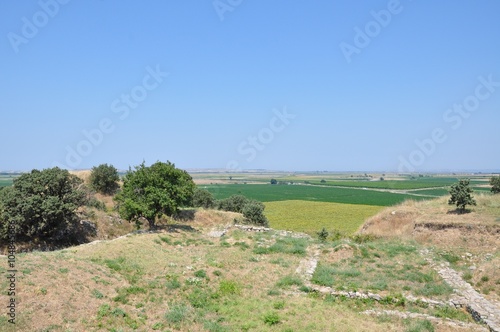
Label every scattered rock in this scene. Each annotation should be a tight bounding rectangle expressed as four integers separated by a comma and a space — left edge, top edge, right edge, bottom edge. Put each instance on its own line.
363, 310, 488, 331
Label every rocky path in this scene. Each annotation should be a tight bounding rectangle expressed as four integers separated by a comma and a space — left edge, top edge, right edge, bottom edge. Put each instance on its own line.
293, 244, 497, 331
421, 249, 500, 332
295, 245, 320, 281
206, 225, 500, 331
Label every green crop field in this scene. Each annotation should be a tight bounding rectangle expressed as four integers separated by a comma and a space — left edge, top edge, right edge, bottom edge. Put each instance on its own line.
265, 200, 383, 235
0, 178, 14, 188
411, 188, 450, 197
204, 184, 429, 206
306, 178, 460, 190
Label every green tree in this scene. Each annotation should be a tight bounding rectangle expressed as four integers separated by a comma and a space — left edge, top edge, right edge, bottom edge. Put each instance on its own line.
216, 195, 249, 213
270, 178, 277, 185
0, 168, 86, 243
89, 163, 120, 195
242, 202, 269, 227
192, 188, 215, 209
490, 175, 500, 194
114, 161, 195, 229
448, 179, 476, 213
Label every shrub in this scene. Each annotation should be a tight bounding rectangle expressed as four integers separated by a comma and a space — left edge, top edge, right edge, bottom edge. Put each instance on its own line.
218, 280, 241, 296
0, 167, 86, 244
89, 163, 120, 195
86, 197, 106, 210
188, 289, 211, 308
97, 304, 111, 318
111, 307, 126, 317
273, 300, 285, 309
194, 269, 207, 279
491, 175, 500, 194
263, 312, 280, 326
192, 188, 215, 208
216, 195, 249, 213
242, 202, 269, 227
165, 276, 181, 290
317, 227, 329, 242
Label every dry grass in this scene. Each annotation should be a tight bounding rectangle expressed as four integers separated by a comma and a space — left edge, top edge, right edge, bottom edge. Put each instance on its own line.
359, 194, 500, 238
2, 190, 496, 331
1, 209, 469, 331
70, 169, 92, 184
0, 228, 388, 331
94, 193, 116, 210
359, 193, 500, 304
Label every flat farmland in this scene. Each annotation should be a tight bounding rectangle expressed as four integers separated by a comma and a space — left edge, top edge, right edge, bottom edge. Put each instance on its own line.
411, 188, 450, 196
204, 184, 429, 206
306, 178, 458, 189
0, 176, 14, 188
203, 182, 450, 235
264, 200, 383, 235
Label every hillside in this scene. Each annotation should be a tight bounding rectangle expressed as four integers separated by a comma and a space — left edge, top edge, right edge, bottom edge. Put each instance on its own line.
1, 194, 499, 331
359, 194, 500, 318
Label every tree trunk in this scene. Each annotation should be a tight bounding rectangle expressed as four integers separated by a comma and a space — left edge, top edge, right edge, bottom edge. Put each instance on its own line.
148, 218, 156, 230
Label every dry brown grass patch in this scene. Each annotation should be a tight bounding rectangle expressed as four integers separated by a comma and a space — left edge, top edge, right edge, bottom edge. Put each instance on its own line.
321, 244, 354, 265
0, 252, 128, 332
69, 169, 92, 184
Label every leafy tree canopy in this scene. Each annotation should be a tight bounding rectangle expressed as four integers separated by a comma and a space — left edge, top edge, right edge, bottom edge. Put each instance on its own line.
448, 179, 476, 213
0, 167, 86, 244
89, 163, 120, 195
242, 202, 269, 227
114, 161, 195, 229
192, 188, 215, 209
490, 175, 500, 194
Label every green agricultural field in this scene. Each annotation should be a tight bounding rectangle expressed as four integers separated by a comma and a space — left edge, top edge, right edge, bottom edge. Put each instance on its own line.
204, 184, 429, 206
0, 178, 14, 188
0, 173, 22, 188
411, 188, 450, 197
307, 178, 459, 190
264, 200, 383, 235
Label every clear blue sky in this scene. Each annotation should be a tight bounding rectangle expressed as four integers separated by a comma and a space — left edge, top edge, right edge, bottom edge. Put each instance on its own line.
1, 1, 499, 172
